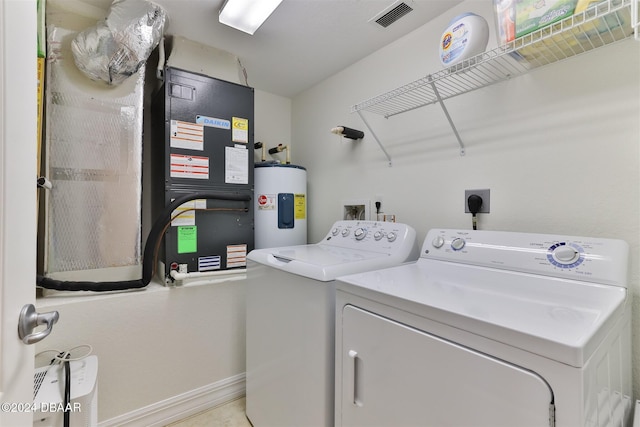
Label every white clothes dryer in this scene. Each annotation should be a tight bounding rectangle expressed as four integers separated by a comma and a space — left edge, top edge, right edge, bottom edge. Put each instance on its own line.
335, 229, 632, 427
246, 220, 419, 427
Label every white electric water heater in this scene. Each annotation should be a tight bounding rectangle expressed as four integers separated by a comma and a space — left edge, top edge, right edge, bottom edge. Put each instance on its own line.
254, 163, 307, 249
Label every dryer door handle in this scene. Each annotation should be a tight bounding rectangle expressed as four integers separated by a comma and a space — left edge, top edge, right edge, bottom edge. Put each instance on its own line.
269, 254, 292, 265
348, 350, 363, 407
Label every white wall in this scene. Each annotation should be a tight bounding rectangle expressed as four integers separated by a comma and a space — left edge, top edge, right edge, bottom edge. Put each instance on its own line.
36, 279, 247, 424
254, 89, 293, 164
292, 0, 640, 399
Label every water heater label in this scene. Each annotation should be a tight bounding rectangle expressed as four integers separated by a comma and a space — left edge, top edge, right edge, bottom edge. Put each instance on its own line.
295, 194, 306, 219
170, 120, 204, 151
257, 194, 276, 210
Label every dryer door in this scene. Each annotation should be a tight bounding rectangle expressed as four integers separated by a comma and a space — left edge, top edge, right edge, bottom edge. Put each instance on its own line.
339, 305, 554, 427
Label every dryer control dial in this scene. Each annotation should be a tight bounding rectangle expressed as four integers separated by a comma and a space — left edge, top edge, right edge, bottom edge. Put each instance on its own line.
374, 231, 384, 241
387, 232, 397, 242
354, 228, 367, 240
547, 242, 584, 268
554, 246, 579, 263
332, 227, 340, 236
451, 237, 466, 251
341, 228, 350, 237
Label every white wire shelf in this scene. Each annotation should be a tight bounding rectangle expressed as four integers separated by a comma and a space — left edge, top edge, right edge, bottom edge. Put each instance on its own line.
352, 0, 638, 163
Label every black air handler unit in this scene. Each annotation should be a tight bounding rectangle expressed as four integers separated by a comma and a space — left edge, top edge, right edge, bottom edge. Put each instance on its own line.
151, 67, 254, 280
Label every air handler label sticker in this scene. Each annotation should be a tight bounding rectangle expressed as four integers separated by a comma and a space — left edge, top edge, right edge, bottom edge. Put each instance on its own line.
170, 154, 209, 180
171, 199, 206, 226
170, 120, 204, 151
227, 245, 247, 268
177, 226, 197, 254
231, 117, 249, 143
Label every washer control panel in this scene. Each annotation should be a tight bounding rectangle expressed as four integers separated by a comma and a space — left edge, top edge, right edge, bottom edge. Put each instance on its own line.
323, 220, 416, 255
423, 229, 629, 287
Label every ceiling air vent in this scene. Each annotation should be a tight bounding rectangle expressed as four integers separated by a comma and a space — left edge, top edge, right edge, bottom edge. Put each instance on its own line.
370, 0, 414, 28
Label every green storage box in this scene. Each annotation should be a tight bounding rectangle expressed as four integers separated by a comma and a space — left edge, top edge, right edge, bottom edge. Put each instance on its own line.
515, 0, 578, 38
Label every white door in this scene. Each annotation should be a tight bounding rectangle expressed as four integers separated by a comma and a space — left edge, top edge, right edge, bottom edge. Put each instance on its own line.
339, 305, 554, 427
0, 0, 38, 425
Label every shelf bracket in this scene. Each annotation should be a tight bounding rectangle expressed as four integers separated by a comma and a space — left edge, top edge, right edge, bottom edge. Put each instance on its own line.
429, 78, 465, 156
356, 110, 393, 167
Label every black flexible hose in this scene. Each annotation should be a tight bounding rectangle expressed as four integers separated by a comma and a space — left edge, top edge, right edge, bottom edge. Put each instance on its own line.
37, 191, 251, 292
63, 358, 70, 427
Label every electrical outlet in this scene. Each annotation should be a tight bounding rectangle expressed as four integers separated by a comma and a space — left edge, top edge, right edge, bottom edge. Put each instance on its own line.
342, 199, 371, 220
464, 189, 490, 213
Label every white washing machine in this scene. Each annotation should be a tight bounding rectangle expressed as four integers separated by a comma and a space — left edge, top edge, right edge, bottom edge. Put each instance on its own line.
335, 229, 632, 427
246, 220, 419, 427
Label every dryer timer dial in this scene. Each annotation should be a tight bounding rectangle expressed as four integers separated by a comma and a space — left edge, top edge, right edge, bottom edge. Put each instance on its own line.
553, 246, 580, 263
547, 242, 584, 268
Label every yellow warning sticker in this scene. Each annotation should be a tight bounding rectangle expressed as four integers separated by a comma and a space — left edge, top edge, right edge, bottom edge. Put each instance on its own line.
295, 194, 306, 219
232, 117, 249, 143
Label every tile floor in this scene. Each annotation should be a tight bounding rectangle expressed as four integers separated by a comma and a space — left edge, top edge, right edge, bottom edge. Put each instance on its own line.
167, 397, 252, 427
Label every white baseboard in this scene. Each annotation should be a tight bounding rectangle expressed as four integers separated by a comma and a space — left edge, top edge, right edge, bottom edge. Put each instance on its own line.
98, 373, 246, 427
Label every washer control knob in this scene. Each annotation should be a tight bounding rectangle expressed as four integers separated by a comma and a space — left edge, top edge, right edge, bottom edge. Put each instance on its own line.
387, 232, 397, 242
341, 228, 350, 237
332, 227, 340, 236
553, 245, 580, 264
354, 228, 367, 240
451, 237, 466, 251
374, 231, 384, 241
432, 236, 445, 248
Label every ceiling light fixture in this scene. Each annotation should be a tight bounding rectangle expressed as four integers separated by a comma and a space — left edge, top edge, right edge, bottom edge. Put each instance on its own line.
219, 0, 284, 35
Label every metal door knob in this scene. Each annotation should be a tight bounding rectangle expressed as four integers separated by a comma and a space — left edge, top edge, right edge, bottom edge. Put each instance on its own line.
18, 304, 59, 345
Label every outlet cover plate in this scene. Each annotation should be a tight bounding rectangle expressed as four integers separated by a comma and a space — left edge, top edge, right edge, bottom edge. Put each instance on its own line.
465, 189, 490, 213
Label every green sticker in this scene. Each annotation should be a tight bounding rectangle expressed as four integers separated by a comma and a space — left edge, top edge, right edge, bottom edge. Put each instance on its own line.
177, 226, 197, 254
